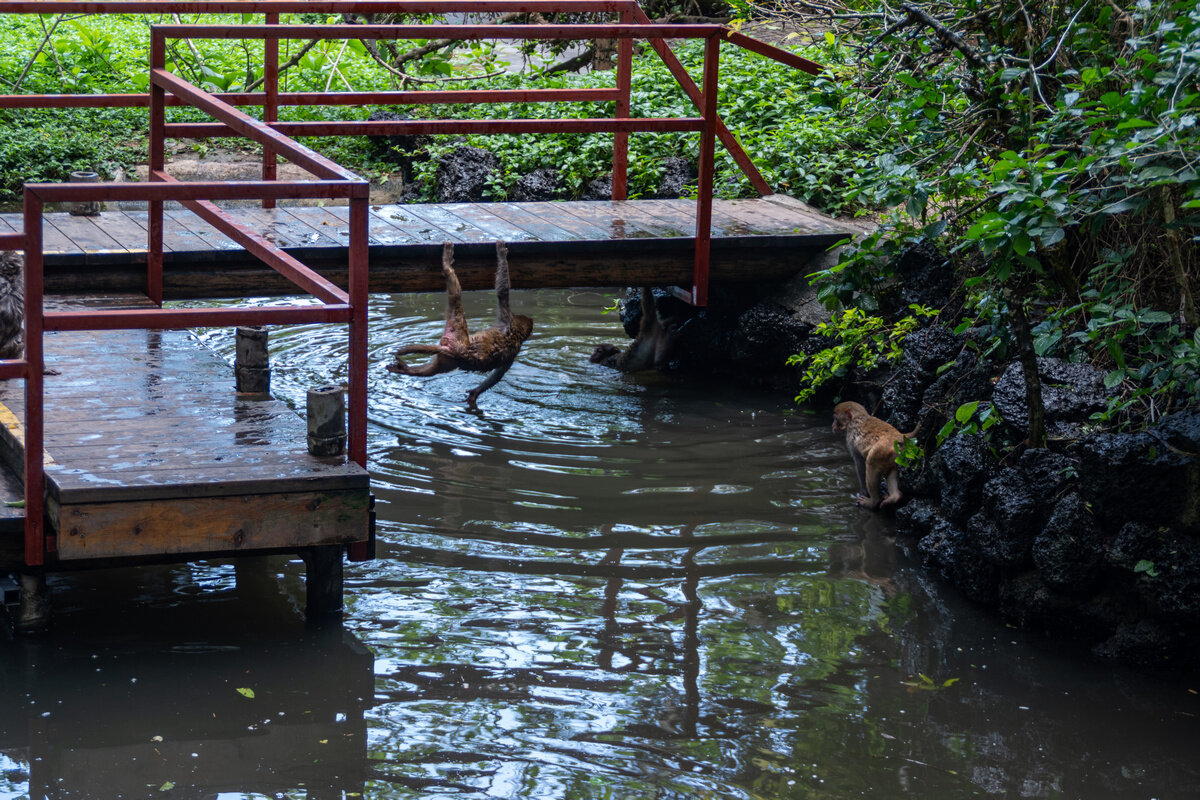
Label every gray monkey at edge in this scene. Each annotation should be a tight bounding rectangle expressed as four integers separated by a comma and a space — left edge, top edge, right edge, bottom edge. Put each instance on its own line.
388, 241, 533, 409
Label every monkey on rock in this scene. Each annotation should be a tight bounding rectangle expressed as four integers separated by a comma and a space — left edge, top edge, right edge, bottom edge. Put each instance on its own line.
831, 401, 919, 510
388, 241, 533, 409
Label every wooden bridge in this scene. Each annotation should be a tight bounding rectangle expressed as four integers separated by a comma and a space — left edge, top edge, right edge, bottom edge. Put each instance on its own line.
0, 196, 848, 298
0, 0, 856, 628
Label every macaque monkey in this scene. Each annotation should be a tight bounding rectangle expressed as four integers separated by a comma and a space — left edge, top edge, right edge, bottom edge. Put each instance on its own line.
388, 240, 533, 408
590, 287, 681, 371
831, 401, 919, 510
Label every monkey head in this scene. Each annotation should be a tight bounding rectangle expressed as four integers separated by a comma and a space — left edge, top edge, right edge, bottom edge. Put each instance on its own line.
831, 401, 867, 433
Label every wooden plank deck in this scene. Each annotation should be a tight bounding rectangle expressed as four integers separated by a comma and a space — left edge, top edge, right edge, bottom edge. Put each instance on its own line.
0, 297, 370, 566
1, 196, 855, 299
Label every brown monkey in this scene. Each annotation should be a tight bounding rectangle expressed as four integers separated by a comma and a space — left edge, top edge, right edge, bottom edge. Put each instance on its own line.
590, 287, 681, 371
831, 401, 919, 510
388, 240, 533, 408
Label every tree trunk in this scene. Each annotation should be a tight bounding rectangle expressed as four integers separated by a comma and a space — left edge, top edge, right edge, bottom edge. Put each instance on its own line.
1009, 292, 1046, 449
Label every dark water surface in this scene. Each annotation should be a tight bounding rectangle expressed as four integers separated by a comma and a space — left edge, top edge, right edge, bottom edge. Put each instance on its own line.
1, 289, 1197, 799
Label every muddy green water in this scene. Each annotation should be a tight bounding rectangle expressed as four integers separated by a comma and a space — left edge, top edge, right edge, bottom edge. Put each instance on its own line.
1, 289, 1197, 799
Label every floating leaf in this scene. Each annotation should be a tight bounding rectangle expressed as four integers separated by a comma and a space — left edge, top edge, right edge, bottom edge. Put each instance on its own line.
236, 687, 255, 699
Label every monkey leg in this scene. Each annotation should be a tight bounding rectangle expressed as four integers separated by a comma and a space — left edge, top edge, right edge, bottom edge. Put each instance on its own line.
855, 451, 891, 509
465, 359, 515, 408
493, 240, 515, 331
880, 469, 903, 507
440, 241, 471, 346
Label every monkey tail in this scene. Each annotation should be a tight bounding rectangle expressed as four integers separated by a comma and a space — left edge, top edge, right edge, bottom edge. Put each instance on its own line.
903, 422, 921, 439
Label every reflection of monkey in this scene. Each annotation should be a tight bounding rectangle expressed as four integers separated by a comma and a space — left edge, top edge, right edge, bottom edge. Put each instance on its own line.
388, 241, 533, 408
832, 401, 919, 510
590, 287, 680, 371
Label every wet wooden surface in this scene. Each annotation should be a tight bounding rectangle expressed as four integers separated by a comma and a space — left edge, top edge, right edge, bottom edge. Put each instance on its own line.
0, 296, 370, 562
1, 197, 857, 298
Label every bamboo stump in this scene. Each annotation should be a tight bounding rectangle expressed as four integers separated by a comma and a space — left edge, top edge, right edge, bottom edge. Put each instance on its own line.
235, 326, 271, 396
307, 385, 346, 457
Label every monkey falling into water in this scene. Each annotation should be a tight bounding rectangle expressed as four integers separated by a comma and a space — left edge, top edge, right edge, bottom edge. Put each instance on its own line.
831, 401, 919, 510
388, 241, 533, 409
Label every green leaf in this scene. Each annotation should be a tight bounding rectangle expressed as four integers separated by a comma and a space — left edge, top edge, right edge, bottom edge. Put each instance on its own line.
1139, 310, 1172, 324
955, 401, 979, 423
236, 687, 255, 699
1012, 231, 1031, 256
158, 782, 175, 792
1104, 369, 1126, 389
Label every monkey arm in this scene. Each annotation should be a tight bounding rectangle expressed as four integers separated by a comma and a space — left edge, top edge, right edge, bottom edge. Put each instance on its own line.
388, 344, 459, 376
465, 358, 515, 408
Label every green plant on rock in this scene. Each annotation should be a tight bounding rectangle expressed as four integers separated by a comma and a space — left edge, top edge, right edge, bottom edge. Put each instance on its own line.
788, 304, 938, 404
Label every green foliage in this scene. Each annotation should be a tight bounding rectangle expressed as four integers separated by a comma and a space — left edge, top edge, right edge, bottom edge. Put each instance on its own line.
787, 305, 937, 403
1133, 559, 1160, 578
787, 0, 1200, 425
935, 401, 1000, 447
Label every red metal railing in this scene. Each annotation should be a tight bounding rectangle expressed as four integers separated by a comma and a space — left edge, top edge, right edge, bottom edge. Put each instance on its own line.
0, 1, 821, 567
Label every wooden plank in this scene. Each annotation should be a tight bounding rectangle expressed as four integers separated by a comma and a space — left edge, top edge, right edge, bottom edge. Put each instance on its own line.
438, 203, 540, 242
47, 214, 138, 261
399, 205, 493, 243
237, 207, 344, 250
477, 202, 587, 241
364, 205, 457, 244
557, 201, 693, 238
54, 489, 369, 560
78, 210, 155, 257
163, 208, 241, 252
309, 205, 426, 247
488, 202, 613, 241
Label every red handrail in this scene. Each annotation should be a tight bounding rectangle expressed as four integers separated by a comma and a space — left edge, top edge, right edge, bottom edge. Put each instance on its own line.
0, 1, 823, 568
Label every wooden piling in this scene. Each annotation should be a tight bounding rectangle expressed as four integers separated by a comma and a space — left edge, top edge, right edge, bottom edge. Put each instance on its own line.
302, 545, 344, 618
307, 385, 346, 457
235, 325, 270, 395
16, 572, 49, 633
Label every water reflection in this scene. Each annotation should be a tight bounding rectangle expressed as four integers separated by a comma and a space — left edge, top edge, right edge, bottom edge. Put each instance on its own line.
0, 561, 373, 799
1, 289, 1197, 799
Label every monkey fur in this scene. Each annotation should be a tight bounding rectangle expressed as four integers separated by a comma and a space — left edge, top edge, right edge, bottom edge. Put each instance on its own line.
388, 240, 533, 408
590, 287, 681, 372
831, 401, 918, 510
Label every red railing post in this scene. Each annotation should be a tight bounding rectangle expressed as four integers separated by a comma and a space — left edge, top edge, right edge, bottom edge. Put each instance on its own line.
148, 29, 166, 306
262, 10, 280, 208
22, 189, 45, 567
347, 194, 369, 470
611, 7, 633, 201
693, 33, 718, 307
346, 192, 371, 563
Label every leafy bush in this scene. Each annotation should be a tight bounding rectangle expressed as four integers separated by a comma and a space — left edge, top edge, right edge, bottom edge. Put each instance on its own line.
760, 0, 1199, 430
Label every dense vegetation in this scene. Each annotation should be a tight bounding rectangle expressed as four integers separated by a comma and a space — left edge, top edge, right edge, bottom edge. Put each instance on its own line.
754, 0, 1199, 439
0, 3, 1195, 440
